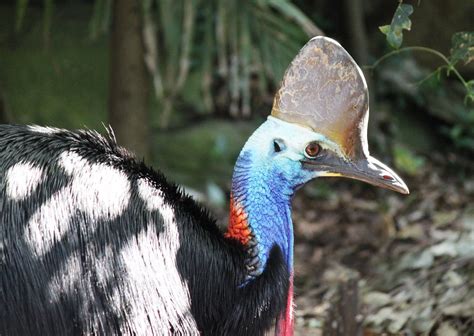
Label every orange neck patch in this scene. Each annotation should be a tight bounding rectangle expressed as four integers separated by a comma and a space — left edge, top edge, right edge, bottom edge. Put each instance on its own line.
225, 195, 252, 245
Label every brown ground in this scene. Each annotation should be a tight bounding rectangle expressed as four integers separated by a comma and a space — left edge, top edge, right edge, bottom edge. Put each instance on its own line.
292, 154, 474, 335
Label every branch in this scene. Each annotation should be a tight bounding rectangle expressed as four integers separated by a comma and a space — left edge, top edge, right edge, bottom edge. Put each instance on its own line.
365, 46, 468, 87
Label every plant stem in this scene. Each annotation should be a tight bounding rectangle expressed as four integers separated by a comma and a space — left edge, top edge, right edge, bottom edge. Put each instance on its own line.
366, 46, 468, 87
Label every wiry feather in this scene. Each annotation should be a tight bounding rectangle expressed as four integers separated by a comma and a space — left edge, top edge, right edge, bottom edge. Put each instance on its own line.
0, 124, 288, 335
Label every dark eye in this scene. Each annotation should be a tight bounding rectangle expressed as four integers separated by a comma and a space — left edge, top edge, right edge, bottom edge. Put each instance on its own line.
305, 142, 321, 158
273, 139, 285, 153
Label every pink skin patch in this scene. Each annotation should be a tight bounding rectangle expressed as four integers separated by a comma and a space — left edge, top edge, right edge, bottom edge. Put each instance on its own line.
277, 273, 294, 336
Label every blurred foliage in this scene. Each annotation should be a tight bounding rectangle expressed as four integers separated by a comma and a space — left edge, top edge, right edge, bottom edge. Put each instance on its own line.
3, 0, 472, 178
89, 0, 111, 39
376, 8, 472, 103
13, 0, 321, 127
393, 145, 425, 177
15, 0, 53, 47
1, 4, 109, 128
90, 0, 322, 128
450, 31, 474, 67
153, 120, 257, 188
374, 3, 474, 153
446, 32, 474, 104
15, 0, 29, 32
379, 3, 413, 49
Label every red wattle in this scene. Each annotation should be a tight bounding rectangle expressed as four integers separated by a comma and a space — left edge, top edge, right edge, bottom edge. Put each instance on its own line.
225, 195, 252, 245
277, 273, 294, 336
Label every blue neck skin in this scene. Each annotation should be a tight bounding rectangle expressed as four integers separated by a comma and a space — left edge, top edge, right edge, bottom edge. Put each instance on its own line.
231, 150, 294, 275
230, 117, 328, 278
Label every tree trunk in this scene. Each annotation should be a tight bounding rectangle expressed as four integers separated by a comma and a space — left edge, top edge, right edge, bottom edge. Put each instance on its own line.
108, 0, 150, 161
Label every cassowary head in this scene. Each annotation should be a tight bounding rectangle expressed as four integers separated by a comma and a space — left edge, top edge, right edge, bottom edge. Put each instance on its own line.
241, 36, 409, 195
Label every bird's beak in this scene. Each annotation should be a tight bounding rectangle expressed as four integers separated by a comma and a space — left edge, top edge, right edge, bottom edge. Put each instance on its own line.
302, 152, 409, 195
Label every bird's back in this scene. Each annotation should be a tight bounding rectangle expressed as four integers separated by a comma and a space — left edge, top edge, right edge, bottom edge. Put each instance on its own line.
0, 124, 289, 335
0, 125, 202, 335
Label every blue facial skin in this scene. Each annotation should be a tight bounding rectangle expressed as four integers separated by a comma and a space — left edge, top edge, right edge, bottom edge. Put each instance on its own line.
231, 117, 332, 276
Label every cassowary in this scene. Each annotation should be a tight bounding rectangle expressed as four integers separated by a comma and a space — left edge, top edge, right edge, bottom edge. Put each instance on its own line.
0, 37, 408, 335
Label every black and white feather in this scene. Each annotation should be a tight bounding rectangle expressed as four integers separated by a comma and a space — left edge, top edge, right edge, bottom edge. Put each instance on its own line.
0, 125, 288, 336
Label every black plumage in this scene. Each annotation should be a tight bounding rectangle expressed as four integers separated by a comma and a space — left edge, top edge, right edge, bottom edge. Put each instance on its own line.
0, 125, 288, 335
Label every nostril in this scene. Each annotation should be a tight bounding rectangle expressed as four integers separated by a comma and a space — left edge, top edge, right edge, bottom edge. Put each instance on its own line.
382, 174, 393, 181
274, 141, 282, 153
273, 139, 286, 153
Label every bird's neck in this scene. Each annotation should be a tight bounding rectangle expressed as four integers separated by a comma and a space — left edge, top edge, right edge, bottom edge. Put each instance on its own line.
226, 149, 294, 278
226, 149, 295, 334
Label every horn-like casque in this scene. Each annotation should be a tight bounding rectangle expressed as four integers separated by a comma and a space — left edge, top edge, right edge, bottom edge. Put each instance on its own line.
271, 36, 369, 160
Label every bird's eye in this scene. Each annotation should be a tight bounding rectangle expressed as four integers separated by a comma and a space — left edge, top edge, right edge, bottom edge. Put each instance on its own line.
304, 142, 321, 158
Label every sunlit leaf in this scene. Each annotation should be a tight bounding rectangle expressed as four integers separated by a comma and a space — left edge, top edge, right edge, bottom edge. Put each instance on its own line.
379, 25, 390, 35
388, 311, 410, 333
436, 322, 459, 336
443, 271, 464, 288
456, 239, 474, 258
442, 299, 474, 317
365, 306, 394, 326
450, 31, 474, 65
461, 207, 474, 230
430, 241, 458, 257
379, 3, 413, 49
410, 315, 435, 334
411, 250, 434, 269
363, 291, 392, 308
399, 249, 434, 270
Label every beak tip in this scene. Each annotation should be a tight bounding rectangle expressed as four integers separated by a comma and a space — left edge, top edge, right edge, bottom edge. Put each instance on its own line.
394, 181, 410, 195
389, 178, 409, 195
398, 178, 410, 195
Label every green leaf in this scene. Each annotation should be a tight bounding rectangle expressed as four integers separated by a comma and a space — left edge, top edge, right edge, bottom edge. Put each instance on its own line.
450, 31, 474, 65
379, 25, 390, 35
379, 3, 414, 49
